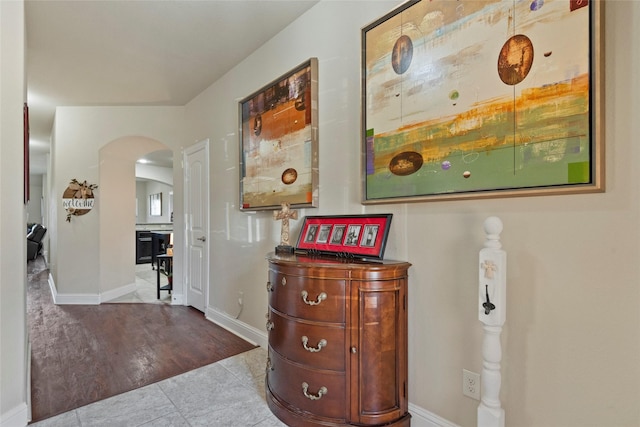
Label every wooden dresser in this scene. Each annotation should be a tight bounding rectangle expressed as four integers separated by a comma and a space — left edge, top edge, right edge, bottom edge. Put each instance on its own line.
265, 253, 411, 427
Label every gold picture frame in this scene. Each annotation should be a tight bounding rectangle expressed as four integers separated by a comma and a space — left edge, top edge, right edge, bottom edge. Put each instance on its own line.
362, 0, 604, 204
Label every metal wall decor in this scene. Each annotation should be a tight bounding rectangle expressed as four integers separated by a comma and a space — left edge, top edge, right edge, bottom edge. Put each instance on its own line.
62, 179, 98, 222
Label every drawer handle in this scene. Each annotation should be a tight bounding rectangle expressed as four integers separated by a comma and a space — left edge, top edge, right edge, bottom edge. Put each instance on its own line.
301, 336, 327, 353
302, 382, 328, 401
266, 358, 273, 372
266, 320, 274, 331
266, 281, 274, 292
281, 277, 287, 286
301, 290, 327, 306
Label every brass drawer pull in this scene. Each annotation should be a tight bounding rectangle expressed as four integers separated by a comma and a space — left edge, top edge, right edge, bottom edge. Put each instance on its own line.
302, 382, 327, 401
281, 277, 287, 286
301, 290, 327, 306
266, 281, 273, 292
301, 336, 327, 353
266, 320, 274, 331
266, 357, 273, 372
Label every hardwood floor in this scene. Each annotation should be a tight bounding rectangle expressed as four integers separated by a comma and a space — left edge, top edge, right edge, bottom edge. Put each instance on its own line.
27, 257, 257, 423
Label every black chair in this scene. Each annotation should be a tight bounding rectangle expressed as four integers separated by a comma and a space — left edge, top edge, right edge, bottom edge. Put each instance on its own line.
27, 224, 47, 261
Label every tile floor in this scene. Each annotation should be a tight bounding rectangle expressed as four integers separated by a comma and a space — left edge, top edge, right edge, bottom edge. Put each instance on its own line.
29, 347, 287, 427
108, 264, 172, 304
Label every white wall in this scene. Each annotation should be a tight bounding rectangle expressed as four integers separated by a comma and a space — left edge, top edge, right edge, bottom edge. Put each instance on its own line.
139, 181, 173, 224
0, 1, 28, 426
135, 163, 173, 187
182, 2, 640, 427
135, 164, 174, 224
27, 174, 43, 225
51, 107, 184, 298
98, 136, 172, 299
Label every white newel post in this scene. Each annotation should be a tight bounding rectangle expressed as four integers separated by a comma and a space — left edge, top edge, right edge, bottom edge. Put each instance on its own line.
478, 216, 506, 427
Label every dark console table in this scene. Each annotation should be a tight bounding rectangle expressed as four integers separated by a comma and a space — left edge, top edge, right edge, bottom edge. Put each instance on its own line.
156, 253, 173, 300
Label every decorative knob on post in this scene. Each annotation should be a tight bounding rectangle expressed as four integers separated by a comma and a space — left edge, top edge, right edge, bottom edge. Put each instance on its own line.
483, 216, 503, 250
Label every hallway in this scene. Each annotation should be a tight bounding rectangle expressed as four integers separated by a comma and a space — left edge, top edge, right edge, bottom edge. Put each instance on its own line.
27, 257, 258, 423
29, 347, 285, 427
106, 263, 172, 304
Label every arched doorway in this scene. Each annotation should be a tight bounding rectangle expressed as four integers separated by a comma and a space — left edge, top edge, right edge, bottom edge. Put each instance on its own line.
98, 136, 173, 302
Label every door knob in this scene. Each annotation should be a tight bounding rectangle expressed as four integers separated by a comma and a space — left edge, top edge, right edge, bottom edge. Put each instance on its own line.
196, 236, 206, 242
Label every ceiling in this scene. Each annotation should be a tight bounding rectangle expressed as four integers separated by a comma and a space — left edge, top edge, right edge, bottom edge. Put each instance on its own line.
26, 0, 319, 173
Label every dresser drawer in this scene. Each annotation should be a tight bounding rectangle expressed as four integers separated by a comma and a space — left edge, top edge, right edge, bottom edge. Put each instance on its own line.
268, 270, 345, 322
267, 348, 346, 421
269, 309, 345, 371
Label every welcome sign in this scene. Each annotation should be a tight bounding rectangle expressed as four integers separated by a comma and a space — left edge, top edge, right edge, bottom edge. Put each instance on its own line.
62, 179, 98, 222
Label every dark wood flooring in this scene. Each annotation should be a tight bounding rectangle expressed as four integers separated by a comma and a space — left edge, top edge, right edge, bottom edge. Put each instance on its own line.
27, 257, 256, 423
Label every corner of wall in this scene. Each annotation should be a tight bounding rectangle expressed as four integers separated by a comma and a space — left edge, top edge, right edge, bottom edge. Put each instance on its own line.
0, 403, 29, 427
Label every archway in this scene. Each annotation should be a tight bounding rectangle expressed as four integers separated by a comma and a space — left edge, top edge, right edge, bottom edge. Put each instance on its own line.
98, 136, 172, 301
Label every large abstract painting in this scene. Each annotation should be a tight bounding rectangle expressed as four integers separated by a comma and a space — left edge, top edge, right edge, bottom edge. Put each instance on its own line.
362, 0, 603, 203
239, 58, 319, 211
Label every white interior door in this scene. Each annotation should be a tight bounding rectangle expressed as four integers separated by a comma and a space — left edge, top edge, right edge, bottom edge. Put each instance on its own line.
184, 140, 209, 312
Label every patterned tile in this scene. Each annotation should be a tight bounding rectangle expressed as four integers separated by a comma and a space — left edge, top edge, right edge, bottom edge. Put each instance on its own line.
28, 411, 81, 427
30, 348, 285, 427
75, 384, 175, 426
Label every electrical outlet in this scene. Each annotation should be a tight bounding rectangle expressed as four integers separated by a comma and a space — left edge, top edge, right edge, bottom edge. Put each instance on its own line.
463, 369, 480, 400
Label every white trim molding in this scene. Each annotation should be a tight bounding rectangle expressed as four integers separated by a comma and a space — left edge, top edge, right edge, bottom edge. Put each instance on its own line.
0, 403, 29, 427
408, 403, 461, 427
99, 282, 137, 303
170, 292, 184, 305
48, 273, 100, 305
205, 306, 266, 349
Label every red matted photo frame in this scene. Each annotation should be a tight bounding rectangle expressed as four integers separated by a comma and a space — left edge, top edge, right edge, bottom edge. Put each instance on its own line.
295, 214, 392, 260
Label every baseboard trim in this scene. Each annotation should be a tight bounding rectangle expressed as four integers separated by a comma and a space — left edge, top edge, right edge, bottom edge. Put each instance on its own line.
26, 339, 32, 423
99, 282, 137, 303
52, 293, 100, 305
170, 292, 184, 305
0, 403, 28, 427
205, 307, 267, 349
408, 403, 461, 427
47, 272, 101, 305
48, 274, 100, 305
47, 272, 56, 302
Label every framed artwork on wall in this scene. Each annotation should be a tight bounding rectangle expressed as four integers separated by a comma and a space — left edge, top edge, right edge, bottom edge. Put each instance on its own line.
239, 58, 319, 211
361, 0, 604, 204
295, 214, 393, 260
149, 193, 162, 216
